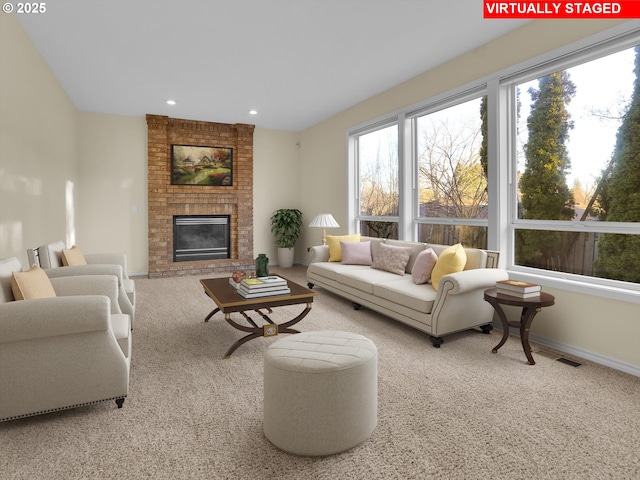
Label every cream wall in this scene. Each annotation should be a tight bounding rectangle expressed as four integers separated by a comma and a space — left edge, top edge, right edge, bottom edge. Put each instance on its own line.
253, 128, 301, 265
0, 13, 77, 266
298, 19, 640, 372
76, 113, 148, 273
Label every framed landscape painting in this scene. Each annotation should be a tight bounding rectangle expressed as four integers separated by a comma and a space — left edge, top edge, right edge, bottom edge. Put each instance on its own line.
171, 144, 233, 186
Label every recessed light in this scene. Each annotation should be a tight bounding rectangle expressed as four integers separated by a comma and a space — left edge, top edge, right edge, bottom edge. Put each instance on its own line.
167, 100, 176, 105
249, 110, 258, 115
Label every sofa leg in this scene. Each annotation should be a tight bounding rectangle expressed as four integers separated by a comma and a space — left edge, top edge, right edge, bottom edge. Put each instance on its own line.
479, 324, 494, 334
430, 336, 443, 348
307, 282, 314, 289
115, 398, 125, 409
352, 302, 361, 310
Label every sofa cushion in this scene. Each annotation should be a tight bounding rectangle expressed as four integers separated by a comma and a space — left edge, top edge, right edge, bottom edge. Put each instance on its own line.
371, 243, 412, 276
341, 241, 372, 265
11, 265, 57, 301
308, 262, 369, 282
337, 268, 403, 295
327, 234, 361, 262
411, 248, 438, 285
61, 245, 88, 266
431, 243, 467, 291
384, 239, 426, 273
374, 278, 437, 314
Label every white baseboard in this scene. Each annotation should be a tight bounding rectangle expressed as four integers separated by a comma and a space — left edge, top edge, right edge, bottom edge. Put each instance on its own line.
497, 324, 640, 377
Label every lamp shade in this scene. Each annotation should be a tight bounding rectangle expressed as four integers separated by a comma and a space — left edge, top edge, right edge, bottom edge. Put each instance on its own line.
309, 214, 340, 228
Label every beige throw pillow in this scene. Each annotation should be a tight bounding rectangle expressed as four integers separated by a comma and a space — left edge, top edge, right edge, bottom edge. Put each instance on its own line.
11, 265, 57, 300
61, 245, 87, 266
371, 243, 412, 276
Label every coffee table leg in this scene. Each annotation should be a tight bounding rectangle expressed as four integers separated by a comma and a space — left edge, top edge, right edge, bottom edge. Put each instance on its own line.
279, 303, 313, 333
223, 313, 262, 358
221, 304, 313, 358
204, 307, 220, 322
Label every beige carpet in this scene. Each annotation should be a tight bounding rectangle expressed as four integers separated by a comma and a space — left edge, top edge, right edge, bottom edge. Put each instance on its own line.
1, 265, 639, 479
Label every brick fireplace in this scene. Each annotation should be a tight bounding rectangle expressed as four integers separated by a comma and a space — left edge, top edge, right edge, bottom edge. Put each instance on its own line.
146, 115, 255, 278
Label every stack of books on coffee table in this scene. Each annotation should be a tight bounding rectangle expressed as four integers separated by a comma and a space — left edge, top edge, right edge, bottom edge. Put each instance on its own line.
495, 279, 541, 299
238, 276, 290, 298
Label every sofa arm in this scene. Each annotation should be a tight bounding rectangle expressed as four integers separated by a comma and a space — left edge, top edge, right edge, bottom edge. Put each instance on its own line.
44, 264, 124, 285
309, 245, 330, 263
0, 295, 112, 343
437, 268, 509, 295
84, 253, 129, 278
50, 275, 121, 314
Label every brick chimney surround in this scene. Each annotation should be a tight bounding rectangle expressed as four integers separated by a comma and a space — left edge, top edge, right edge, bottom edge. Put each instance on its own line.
146, 115, 255, 278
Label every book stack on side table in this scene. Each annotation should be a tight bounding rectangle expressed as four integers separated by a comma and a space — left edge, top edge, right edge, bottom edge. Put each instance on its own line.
238, 276, 290, 298
495, 279, 541, 299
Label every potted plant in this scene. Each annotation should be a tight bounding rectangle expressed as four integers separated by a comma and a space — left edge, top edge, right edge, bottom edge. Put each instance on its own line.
270, 209, 303, 268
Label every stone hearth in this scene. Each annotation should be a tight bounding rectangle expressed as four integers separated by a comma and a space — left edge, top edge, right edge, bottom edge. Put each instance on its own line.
146, 115, 255, 278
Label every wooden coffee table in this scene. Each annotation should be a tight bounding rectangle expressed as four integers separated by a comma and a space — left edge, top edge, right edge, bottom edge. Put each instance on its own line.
200, 276, 317, 358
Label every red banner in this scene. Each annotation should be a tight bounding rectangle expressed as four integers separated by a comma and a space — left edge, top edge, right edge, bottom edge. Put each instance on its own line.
484, 1, 640, 18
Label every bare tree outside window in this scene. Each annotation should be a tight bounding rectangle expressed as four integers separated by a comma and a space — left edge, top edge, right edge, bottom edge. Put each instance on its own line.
357, 125, 399, 238
416, 98, 487, 247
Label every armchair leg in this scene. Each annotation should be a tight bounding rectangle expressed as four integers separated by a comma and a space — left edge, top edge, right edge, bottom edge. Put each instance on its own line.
307, 282, 315, 289
115, 398, 125, 409
430, 336, 443, 348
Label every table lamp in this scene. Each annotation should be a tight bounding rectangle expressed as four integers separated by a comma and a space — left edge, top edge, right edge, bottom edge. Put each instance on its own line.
309, 214, 340, 245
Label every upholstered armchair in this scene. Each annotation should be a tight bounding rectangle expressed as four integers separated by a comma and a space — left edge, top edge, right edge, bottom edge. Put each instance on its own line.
31, 241, 135, 324
0, 257, 131, 422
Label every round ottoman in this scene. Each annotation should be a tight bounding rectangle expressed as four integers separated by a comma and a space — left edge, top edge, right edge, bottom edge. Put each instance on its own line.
263, 330, 378, 456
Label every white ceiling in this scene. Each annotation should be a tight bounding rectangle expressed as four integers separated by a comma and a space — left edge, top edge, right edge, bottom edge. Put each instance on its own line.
17, 1, 527, 131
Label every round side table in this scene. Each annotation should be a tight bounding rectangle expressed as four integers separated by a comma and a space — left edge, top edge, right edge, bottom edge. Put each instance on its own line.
483, 288, 555, 365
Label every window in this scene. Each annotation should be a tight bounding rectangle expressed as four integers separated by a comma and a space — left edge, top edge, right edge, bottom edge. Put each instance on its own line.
509, 43, 640, 286
348, 26, 640, 301
413, 95, 488, 248
353, 122, 399, 239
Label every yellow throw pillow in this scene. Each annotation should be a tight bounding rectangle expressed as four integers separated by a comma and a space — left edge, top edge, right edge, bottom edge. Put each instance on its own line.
430, 243, 467, 291
11, 265, 56, 300
327, 234, 361, 262
61, 245, 87, 266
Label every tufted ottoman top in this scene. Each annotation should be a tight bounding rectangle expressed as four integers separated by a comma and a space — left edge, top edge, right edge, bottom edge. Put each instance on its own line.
264, 330, 377, 373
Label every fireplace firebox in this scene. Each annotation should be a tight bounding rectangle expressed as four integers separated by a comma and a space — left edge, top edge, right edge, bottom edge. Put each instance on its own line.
173, 215, 230, 262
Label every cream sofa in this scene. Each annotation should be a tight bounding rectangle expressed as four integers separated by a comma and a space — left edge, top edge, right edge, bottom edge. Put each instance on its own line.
0, 257, 131, 422
307, 237, 509, 347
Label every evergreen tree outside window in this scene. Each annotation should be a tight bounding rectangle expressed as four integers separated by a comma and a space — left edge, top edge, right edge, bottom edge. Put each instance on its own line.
595, 47, 640, 283
513, 44, 640, 284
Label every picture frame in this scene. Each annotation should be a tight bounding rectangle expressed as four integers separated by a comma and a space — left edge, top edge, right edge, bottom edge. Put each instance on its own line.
171, 144, 233, 186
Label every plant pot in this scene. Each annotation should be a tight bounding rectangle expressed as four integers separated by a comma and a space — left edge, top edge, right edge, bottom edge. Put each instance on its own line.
277, 247, 295, 268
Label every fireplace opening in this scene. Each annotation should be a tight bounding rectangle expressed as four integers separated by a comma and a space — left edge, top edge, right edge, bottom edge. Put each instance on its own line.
173, 215, 230, 262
